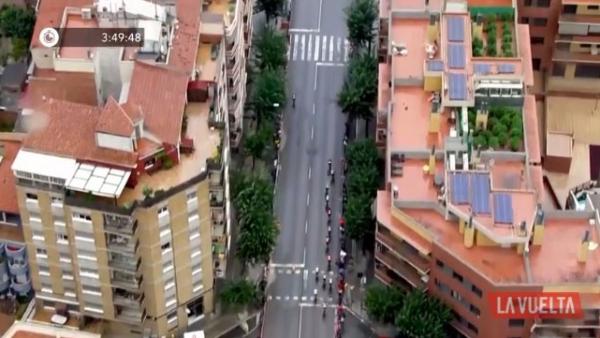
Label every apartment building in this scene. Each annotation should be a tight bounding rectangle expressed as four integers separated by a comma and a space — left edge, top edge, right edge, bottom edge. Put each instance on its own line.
516, 0, 562, 72
376, 1, 599, 337
2, 0, 252, 336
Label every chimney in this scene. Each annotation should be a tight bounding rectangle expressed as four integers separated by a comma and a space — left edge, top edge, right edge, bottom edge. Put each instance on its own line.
532, 206, 545, 245
577, 230, 591, 264
464, 216, 475, 248
428, 146, 436, 175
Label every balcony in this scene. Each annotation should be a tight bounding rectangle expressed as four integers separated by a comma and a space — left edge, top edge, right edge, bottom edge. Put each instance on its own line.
113, 288, 142, 308
25, 199, 39, 213
8, 259, 28, 276
106, 234, 135, 253
209, 170, 223, 188
103, 214, 136, 235
11, 276, 32, 295
5, 244, 25, 260
108, 254, 137, 272
115, 305, 142, 323
375, 248, 426, 289
376, 231, 430, 273
111, 271, 140, 290
0, 277, 8, 293
209, 191, 224, 207
51, 203, 64, 217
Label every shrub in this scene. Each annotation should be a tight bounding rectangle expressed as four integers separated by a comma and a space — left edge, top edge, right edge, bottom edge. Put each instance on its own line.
492, 123, 508, 135
474, 134, 488, 148
488, 136, 500, 149
496, 132, 509, 147
500, 12, 514, 22
472, 37, 484, 57
509, 137, 522, 151
486, 14, 497, 23
487, 43, 497, 56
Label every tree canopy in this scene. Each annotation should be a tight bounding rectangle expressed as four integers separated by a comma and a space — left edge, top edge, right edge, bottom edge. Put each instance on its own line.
254, 25, 287, 71
364, 284, 405, 324
255, 0, 285, 23
337, 52, 377, 122
345, 0, 377, 50
244, 125, 272, 169
395, 290, 452, 338
251, 68, 286, 125
0, 5, 35, 40
219, 279, 258, 311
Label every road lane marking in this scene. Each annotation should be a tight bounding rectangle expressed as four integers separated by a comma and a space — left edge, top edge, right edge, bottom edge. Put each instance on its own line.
292, 34, 299, 61
287, 34, 292, 60
344, 39, 349, 62
285, 296, 290, 301
270, 263, 305, 268
316, 62, 346, 67
276, 296, 281, 300
308, 167, 311, 180
321, 36, 327, 64
336, 37, 342, 62
293, 296, 299, 301
286, 269, 292, 274
312, 102, 316, 114
313, 64, 318, 90
305, 220, 308, 234
317, 0, 323, 31
307, 34, 312, 61
306, 194, 310, 207
289, 28, 318, 33
268, 295, 272, 300
311, 126, 314, 140
329, 35, 334, 62
300, 34, 306, 61
314, 35, 320, 61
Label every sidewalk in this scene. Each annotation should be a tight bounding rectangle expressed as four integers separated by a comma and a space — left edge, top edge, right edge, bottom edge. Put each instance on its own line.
199, 311, 260, 338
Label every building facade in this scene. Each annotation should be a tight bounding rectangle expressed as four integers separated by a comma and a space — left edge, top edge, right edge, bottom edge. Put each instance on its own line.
376, 1, 599, 337
3, 0, 252, 336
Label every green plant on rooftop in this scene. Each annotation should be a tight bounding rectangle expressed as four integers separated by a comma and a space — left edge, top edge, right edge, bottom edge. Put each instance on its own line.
472, 37, 484, 57
499, 12, 514, 22
142, 186, 154, 199
395, 290, 452, 338
345, 0, 377, 52
338, 51, 377, 124
501, 21, 513, 57
255, 0, 285, 23
253, 25, 287, 71
365, 284, 404, 324
344, 139, 379, 242
469, 106, 523, 151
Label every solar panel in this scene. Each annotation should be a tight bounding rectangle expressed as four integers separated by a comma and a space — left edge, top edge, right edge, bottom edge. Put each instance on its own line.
494, 193, 514, 224
471, 174, 491, 214
448, 44, 465, 69
451, 173, 469, 204
498, 64, 516, 74
448, 73, 468, 100
427, 60, 444, 71
474, 63, 491, 75
447, 17, 464, 42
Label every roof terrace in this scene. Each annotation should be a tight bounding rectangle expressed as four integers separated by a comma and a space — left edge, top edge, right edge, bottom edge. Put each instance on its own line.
391, 19, 429, 81
58, 12, 98, 60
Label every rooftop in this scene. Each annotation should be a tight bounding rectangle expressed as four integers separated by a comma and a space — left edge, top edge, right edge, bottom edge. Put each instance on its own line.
20, 69, 98, 110
391, 19, 429, 81
30, 0, 93, 49
3, 319, 101, 338
58, 12, 99, 60
0, 137, 22, 214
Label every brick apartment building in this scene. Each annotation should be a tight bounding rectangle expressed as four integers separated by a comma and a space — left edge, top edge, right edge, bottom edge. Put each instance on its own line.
376, 0, 599, 337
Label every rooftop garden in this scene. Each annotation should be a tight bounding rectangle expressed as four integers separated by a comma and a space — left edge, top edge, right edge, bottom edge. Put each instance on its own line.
470, 9, 515, 58
468, 105, 523, 152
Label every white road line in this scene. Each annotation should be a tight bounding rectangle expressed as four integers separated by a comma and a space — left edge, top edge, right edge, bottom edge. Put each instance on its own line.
286, 269, 292, 274
321, 36, 327, 63
295, 269, 301, 274
316, 62, 346, 67
297, 306, 303, 338
344, 39, 349, 62
285, 296, 290, 301
306, 194, 310, 207
307, 34, 312, 61
313, 64, 318, 90
268, 295, 273, 300
329, 35, 334, 62
314, 35, 320, 61
276, 296, 281, 300
287, 34, 292, 60
308, 167, 311, 180
292, 34, 299, 61
300, 34, 306, 61
311, 126, 314, 140
303, 248, 306, 265
312, 102, 316, 115
317, 0, 323, 31
336, 37, 342, 62
270, 263, 305, 268
293, 296, 299, 301
289, 28, 318, 33
301, 296, 307, 301
305, 220, 308, 234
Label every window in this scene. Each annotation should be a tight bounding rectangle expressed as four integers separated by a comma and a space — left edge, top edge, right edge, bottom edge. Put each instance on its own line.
581, 43, 592, 49
450, 289, 463, 302
467, 322, 478, 334
56, 233, 69, 243
509, 319, 525, 327
164, 277, 175, 291
157, 206, 168, 215
563, 4, 577, 13
186, 191, 197, 200
532, 58, 541, 71
452, 271, 464, 283
51, 196, 63, 205
161, 242, 171, 251
536, 0, 550, 7
73, 213, 92, 222
36, 248, 47, 257
532, 18, 547, 26
82, 286, 102, 296
588, 5, 599, 10
575, 63, 600, 79
470, 304, 481, 317
163, 261, 174, 273
165, 296, 177, 309
524, 0, 532, 5
519, 17, 529, 24
552, 62, 566, 77
26, 193, 38, 200
530, 37, 544, 45
39, 266, 50, 276
471, 284, 482, 298
435, 259, 444, 268
167, 310, 178, 324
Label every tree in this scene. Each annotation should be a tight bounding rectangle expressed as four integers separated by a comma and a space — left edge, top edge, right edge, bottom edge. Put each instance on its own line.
11, 38, 28, 61
219, 279, 258, 312
0, 5, 35, 40
345, 0, 377, 51
234, 176, 274, 217
254, 25, 287, 71
255, 0, 285, 23
364, 284, 404, 324
338, 52, 377, 123
395, 290, 451, 338
347, 139, 379, 169
251, 68, 286, 125
237, 208, 279, 265
244, 126, 271, 169
345, 193, 373, 240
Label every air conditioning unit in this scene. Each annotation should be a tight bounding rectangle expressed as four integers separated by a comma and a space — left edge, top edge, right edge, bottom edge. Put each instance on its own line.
591, 45, 599, 56
81, 8, 92, 20
391, 41, 408, 56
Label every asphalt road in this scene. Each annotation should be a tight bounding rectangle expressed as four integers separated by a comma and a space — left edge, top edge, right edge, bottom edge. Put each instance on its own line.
262, 0, 374, 336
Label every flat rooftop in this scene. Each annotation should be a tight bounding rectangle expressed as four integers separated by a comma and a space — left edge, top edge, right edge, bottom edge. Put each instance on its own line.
391, 159, 444, 203
58, 13, 98, 60
390, 87, 449, 150
390, 19, 429, 81
0, 138, 21, 215
119, 101, 220, 204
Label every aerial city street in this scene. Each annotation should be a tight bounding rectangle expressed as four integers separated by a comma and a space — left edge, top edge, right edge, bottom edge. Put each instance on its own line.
0, 0, 599, 337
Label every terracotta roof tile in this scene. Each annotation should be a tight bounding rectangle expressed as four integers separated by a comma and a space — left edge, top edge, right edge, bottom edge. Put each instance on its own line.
127, 62, 188, 145
21, 69, 97, 109
0, 139, 21, 214
31, 0, 94, 49
22, 99, 137, 168
168, 0, 202, 72
96, 97, 135, 137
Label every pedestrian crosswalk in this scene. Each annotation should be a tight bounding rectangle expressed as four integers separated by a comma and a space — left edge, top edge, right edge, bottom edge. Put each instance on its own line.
288, 33, 350, 63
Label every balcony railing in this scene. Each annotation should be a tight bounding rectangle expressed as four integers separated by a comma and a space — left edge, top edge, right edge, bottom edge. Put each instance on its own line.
113, 290, 142, 308
8, 260, 28, 276
115, 305, 142, 323
109, 257, 137, 272
375, 250, 426, 289
112, 272, 140, 290
104, 215, 136, 235
376, 231, 430, 273
106, 235, 135, 253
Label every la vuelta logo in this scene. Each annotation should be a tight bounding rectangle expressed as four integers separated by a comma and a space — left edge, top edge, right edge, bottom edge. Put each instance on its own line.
488, 291, 583, 319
